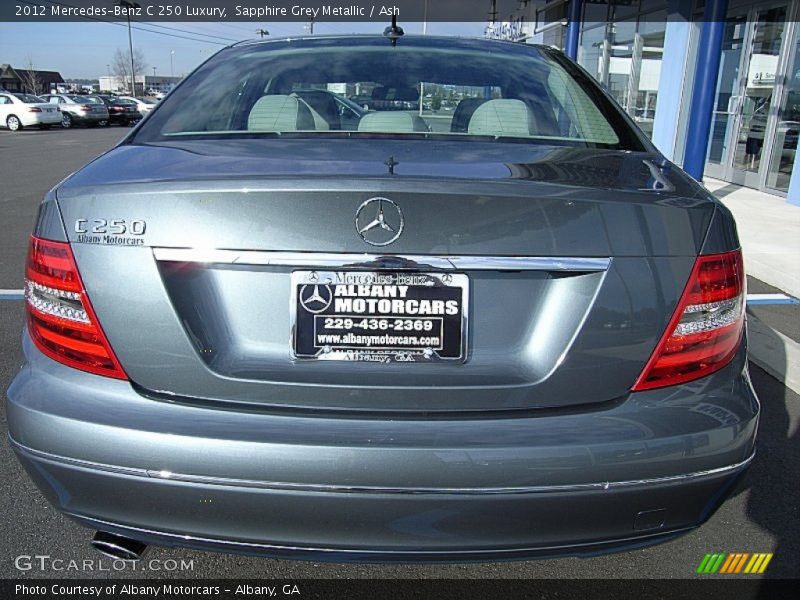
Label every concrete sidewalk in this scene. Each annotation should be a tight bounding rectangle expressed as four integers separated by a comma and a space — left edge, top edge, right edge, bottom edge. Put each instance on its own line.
704, 178, 800, 299
702, 179, 800, 394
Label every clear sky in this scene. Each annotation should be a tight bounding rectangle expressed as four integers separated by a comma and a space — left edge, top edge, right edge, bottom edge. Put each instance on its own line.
0, 21, 486, 79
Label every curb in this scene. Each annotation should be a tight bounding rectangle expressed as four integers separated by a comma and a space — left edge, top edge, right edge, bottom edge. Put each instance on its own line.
748, 314, 800, 395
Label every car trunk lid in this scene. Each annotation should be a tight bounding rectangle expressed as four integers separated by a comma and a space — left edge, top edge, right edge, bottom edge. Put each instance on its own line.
55, 139, 712, 412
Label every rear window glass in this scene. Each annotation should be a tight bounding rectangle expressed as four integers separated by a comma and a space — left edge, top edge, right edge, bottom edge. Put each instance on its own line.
134, 41, 642, 150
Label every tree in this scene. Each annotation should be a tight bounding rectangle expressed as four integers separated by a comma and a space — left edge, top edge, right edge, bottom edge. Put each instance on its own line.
18, 59, 43, 96
111, 47, 147, 94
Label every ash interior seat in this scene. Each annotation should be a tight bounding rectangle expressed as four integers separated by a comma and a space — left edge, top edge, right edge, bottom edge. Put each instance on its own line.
467, 99, 537, 138
247, 95, 329, 132
451, 98, 487, 133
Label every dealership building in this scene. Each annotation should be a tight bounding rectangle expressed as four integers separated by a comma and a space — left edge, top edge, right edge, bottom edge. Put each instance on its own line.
98, 74, 182, 95
489, 0, 800, 205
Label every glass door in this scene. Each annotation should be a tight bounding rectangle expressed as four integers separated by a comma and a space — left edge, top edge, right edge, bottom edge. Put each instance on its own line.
730, 6, 787, 187
705, 14, 749, 181
765, 19, 800, 193
705, 4, 790, 187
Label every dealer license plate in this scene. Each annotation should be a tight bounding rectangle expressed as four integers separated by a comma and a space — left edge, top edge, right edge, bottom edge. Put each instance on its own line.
291, 271, 468, 362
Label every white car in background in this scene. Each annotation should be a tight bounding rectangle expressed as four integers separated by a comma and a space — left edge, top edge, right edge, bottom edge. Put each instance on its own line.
0, 92, 62, 131
117, 96, 157, 116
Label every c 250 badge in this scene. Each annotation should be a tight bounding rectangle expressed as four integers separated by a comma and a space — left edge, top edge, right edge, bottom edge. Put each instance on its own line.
74, 219, 146, 246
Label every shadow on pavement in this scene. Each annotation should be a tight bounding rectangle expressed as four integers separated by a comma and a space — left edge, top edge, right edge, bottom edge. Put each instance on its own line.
705, 183, 741, 199
732, 313, 799, 584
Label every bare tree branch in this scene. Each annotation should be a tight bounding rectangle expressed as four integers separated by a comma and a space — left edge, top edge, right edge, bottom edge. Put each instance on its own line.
111, 47, 147, 94
18, 59, 43, 96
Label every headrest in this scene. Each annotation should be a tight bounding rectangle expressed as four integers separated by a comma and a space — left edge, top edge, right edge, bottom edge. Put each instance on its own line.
358, 111, 429, 133
248, 95, 316, 131
451, 98, 488, 133
467, 99, 536, 137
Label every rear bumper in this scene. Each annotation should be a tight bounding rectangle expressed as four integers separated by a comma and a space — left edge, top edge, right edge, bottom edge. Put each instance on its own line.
11, 438, 753, 561
70, 112, 106, 123
6, 335, 759, 561
109, 112, 137, 122
21, 112, 61, 126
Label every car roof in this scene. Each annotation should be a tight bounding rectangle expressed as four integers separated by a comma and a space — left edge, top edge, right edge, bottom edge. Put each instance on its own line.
229, 34, 552, 57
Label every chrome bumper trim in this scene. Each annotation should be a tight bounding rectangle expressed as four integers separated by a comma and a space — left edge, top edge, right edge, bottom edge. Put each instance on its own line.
10, 436, 754, 496
151, 248, 611, 272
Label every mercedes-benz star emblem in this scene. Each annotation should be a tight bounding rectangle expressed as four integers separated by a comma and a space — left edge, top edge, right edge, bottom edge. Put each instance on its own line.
355, 197, 404, 246
299, 284, 332, 314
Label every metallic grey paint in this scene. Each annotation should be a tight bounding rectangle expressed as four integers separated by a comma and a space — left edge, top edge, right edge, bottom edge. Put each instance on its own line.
8, 335, 757, 558
6, 35, 758, 560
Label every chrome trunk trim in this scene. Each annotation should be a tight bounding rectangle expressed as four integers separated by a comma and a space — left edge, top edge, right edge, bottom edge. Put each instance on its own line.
152, 248, 611, 272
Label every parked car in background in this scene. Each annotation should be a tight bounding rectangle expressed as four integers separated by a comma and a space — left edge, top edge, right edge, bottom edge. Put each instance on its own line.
41, 94, 109, 128
0, 92, 62, 131
117, 96, 157, 117
90, 95, 141, 126
8, 35, 758, 562
358, 85, 421, 111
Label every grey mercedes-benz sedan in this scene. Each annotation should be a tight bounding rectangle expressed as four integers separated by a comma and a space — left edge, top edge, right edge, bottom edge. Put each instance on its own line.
7, 35, 758, 561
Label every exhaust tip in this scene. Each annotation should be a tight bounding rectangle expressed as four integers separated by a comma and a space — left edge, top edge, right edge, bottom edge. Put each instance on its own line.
91, 531, 147, 561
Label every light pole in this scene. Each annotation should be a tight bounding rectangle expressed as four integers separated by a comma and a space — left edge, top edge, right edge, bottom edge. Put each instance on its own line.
170, 50, 174, 78
119, 0, 140, 94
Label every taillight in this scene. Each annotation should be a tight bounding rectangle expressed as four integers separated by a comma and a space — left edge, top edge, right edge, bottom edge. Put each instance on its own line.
80, 104, 92, 111
25, 236, 127, 379
632, 250, 745, 391
27, 107, 42, 112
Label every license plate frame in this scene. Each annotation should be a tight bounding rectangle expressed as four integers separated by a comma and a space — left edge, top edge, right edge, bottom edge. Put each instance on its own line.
290, 270, 468, 363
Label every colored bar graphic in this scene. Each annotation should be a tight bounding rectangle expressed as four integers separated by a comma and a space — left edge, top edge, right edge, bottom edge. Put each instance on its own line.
719, 553, 736, 573
711, 553, 726, 573
698, 552, 772, 574
697, 554, 712, 573
746, 553, 769, 574
758, 554, 773, 573
734, 553, 750, 573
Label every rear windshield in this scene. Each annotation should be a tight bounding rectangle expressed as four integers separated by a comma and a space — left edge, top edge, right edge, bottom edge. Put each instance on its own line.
134, 40, 643, 150
67, 95, 93, 103
13, 93, 44, 103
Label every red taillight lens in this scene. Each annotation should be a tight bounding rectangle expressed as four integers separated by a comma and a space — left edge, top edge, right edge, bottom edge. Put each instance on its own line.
80, 105, 92, 111
632, 250, 745, 391
25, 236, 127, 379
27, 107, 42, 112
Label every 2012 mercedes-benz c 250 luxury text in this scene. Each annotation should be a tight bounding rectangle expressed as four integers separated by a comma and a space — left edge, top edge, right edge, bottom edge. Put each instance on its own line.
6, 33, 759, 561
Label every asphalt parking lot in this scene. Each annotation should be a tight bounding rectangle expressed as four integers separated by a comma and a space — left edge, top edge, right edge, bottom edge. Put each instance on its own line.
0, 127, 798, 580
